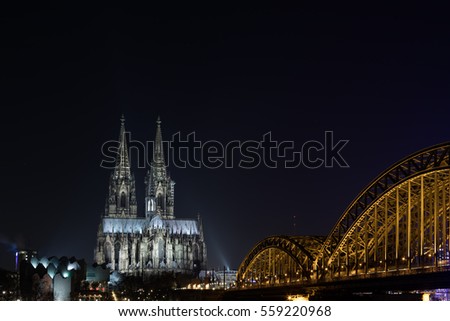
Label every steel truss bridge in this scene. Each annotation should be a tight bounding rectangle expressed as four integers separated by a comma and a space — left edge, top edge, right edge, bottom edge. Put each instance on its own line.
237, 143, 450, 293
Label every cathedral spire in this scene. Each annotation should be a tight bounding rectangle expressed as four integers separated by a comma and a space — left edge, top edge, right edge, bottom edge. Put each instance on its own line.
116, 114, 130, 176
105, 115, 137, 218
153, 116, 165, 165
145, 116, 173, 219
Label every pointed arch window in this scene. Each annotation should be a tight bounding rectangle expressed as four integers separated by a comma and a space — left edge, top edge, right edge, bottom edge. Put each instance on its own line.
120, 192, 126, 208
193, 244, 200, 261
148, 199, 156, 212
157, 193, 164, 209
105, 243, 112, 264
128, 240, 133, 266
114, 242, 121, 267
158, 239, 164, 262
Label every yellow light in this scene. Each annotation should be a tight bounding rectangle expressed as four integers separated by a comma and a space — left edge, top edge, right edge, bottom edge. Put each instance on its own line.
422, 293, 430, 301
287, 294, 309, 301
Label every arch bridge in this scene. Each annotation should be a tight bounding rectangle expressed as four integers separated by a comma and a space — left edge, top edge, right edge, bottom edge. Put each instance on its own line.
237, 143, 450, 287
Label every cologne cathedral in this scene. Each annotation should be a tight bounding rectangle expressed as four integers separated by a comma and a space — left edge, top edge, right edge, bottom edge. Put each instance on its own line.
94, 116, 207, 276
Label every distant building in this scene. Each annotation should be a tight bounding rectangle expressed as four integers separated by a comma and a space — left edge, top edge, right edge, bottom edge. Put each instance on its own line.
198, 269, 237, 289
94, 117, 207, 277
15, 249, 37, 272
18, 256, 85, 300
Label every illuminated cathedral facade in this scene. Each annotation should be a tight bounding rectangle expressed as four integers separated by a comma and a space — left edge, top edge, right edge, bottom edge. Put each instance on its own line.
94, 116, 207, 276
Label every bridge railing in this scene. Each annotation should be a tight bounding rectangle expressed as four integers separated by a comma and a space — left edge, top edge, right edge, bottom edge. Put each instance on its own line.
237, 264, 450, 289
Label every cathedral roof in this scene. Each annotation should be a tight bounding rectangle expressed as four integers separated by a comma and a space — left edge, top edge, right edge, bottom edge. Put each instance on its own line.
102, 216, 200, 235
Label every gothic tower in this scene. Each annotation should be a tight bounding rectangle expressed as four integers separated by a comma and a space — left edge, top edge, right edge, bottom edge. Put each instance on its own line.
145, 117, 175, 219
105, 115, 137, 217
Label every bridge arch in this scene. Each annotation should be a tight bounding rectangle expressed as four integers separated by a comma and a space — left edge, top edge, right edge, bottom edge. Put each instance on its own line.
322, 169, 450, 279
315, 143, 450, 279
236, 236, 323, 286
237, 143, 450, 285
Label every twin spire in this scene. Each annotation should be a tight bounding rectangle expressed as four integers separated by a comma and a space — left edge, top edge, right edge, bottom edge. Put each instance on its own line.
115, 115, 165, 172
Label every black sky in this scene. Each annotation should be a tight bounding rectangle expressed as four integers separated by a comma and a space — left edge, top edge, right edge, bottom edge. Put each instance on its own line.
1, 3, 450, 271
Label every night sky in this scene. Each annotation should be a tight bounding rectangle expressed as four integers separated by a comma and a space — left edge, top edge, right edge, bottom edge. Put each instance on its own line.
1, 4, 450, 271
